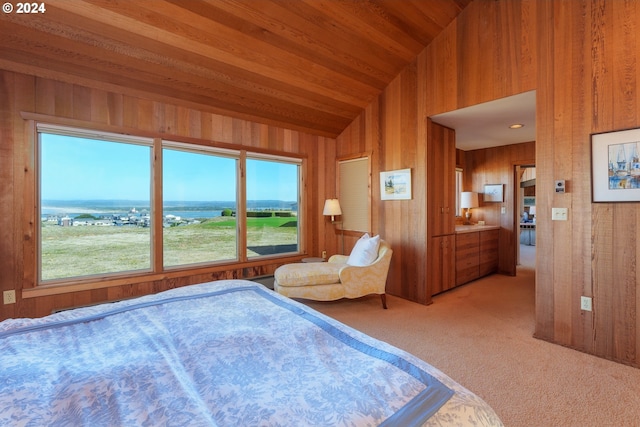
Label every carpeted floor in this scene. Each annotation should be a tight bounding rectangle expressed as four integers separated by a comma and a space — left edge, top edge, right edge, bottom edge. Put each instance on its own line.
304, 245, 640, 427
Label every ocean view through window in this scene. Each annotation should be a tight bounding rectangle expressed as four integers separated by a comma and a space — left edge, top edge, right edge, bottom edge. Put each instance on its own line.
246, 157, 300, 258
37, 124, 302, 285
39, 129, 153, 281
162, 144, 238, 267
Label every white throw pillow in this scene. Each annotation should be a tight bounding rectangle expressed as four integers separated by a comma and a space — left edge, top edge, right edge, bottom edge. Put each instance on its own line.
347, 233, 381, 266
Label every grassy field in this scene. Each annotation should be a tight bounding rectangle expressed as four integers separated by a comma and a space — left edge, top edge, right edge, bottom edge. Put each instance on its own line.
41, 216, 297, 281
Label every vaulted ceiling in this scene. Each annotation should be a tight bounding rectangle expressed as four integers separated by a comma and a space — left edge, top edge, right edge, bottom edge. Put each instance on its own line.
0, 0, 472, 137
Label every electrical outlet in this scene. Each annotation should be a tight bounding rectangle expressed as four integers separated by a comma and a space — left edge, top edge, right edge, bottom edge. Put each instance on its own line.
580, 296, 592, 311
552, 207, 568, 221
322, 250, 327, 259
3, 290, 16, 305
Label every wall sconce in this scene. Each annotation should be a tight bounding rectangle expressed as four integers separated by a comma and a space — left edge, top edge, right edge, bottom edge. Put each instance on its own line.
460, 191, 479, 225
323, 199, 344, 254
323, 199, 342, 222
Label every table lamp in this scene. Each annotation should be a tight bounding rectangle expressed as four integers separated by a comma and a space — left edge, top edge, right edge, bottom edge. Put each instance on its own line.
460, 192, 479, 225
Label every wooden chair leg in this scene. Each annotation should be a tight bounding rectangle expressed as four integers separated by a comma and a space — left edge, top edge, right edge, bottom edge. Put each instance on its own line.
380, 294, 387, 309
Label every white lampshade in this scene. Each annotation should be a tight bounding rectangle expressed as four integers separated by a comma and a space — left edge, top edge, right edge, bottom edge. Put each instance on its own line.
460, 192, 479, 209
323, 199, 342, 221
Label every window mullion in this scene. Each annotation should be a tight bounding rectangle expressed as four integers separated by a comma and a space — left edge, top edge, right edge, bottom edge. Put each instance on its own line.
237, 151, 248, 262
152, 139, 163, 272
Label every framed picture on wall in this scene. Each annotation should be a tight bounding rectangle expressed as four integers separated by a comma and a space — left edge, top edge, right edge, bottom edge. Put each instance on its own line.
591, 127, 640, 202
483, 184, 504, 202
380, 168, 412, 200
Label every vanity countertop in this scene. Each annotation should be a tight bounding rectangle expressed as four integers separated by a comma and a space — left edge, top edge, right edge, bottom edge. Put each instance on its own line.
455, 224, 500, 234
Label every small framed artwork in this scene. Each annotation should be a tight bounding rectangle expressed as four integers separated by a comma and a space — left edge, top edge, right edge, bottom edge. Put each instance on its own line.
591, 127, 640, 202
524, 196, 535, 206
380, 168, 412, 200
484, 184, 504, 202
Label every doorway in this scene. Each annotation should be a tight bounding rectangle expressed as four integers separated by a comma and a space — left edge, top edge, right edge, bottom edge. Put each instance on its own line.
430, 90, 537, 276
515, 164, 536, 269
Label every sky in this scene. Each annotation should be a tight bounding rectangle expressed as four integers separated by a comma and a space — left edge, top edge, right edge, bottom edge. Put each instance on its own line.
40, 134, 298, 202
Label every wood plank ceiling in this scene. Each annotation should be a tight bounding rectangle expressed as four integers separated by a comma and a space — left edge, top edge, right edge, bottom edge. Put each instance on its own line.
0, 0, 471, 137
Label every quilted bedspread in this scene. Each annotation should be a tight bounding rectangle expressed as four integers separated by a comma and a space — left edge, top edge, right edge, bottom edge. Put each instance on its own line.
0, 280, 502, 426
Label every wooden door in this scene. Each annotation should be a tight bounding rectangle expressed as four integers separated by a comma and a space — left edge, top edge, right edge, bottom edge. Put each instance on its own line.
431, 234, 456, 295
427, 119, 456, 237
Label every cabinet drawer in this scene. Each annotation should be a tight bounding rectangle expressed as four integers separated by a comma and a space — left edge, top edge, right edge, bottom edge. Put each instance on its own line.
479, 230, 499, 276
456, 232, 479, 260
455, 232, 479, 285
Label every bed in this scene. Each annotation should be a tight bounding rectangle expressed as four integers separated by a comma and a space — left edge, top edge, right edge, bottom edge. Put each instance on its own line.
0, 280, 502, 426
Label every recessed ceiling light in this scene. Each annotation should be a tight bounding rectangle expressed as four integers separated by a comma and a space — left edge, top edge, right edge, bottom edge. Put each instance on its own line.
509, 124, 524, 129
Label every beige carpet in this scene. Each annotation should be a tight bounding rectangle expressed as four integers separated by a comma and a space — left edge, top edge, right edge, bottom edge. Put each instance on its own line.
304, 245, 640, 427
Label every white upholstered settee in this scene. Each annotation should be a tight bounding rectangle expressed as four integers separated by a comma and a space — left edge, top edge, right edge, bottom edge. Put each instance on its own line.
273, 240, 393, 309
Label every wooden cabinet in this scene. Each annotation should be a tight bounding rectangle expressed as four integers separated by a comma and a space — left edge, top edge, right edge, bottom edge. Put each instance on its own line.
430, 235, 456, 295
455, 228, 499, 287
479, 229, 499, 276
427, 119, 456, 237
426, 119, 456, 296
455, 232, 480, 286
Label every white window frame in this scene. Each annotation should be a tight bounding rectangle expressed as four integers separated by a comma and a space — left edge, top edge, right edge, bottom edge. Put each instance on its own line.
455, 168, 463, 217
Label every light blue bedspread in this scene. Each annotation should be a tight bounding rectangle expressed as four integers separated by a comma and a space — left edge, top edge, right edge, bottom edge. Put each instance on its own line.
0, 280, 502, 426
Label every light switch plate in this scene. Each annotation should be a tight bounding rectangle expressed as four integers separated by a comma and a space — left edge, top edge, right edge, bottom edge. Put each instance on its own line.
551, 207, 568, 221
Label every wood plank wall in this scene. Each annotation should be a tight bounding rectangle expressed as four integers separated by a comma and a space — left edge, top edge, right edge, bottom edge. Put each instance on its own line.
336, 0, 640, 368
0, 71, 337, 320
336, 63, 428, 304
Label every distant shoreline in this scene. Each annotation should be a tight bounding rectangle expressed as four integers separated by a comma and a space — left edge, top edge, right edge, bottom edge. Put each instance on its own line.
41, 199, 297, 219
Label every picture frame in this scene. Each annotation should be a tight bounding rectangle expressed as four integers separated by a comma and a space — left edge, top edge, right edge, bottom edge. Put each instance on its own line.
591, 127, 640, 202
483, 184, 504, 202
524, 196, 535, 206
380, 168, 412, 200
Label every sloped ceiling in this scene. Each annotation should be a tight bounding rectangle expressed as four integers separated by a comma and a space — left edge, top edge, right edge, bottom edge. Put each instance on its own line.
0, 0, 472, 137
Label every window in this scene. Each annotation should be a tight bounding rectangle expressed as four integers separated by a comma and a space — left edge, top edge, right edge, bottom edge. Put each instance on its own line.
338, 157, 370, 232
39, 126, 153, 282
162, 143, 238, 267
245, 157, 300, 258
455, 168, 463, 216
37, 124, 303, 284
